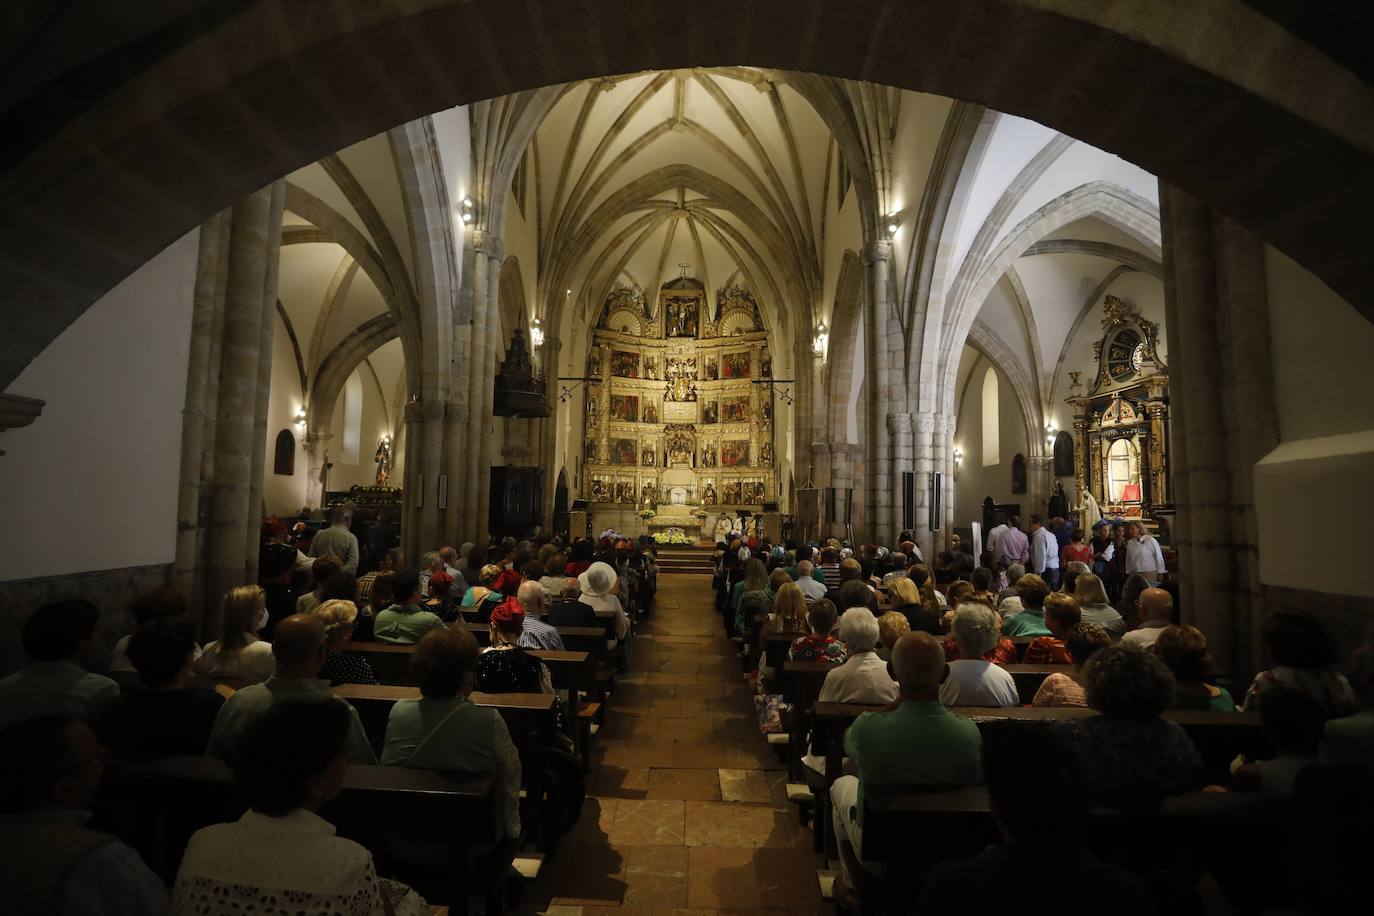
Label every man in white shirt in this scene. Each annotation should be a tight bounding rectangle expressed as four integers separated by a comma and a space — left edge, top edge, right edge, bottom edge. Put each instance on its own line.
795, 561, 829, 604
818, 609, 898, 704
1124, 521, 1167, 585
309, 503, 360, 575
0, 600, 120, 730
1027, 514, 1061, 590
515, 581, 565, 651
1121, 588, 1173, 649
985, 513, 1008, 557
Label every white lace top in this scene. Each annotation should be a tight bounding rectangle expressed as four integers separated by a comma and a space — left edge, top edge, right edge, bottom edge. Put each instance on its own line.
171, 808, 427, 915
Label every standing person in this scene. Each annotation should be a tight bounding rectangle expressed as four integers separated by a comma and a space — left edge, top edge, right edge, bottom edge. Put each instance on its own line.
1061, 529, 1093, 569
1027, 515, 1061, 589
1089, 521, 1118, 599
1124, 521, 1166, 586
309, 503, 360, 575
829, 632, 982, 900
0, 715, 171, 914
996, 517, 1029, 568
985, 513, 1009, 558
195, 586, 277, 683
366, 508, 400, 574
0, 600, 120, 730
1108, 522, 1129, 586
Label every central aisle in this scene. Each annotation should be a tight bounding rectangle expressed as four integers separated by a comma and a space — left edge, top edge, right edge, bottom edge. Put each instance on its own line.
520, 572, 828, 914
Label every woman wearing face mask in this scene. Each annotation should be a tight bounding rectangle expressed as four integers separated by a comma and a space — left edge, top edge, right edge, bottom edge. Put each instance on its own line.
194, 585, 277, 683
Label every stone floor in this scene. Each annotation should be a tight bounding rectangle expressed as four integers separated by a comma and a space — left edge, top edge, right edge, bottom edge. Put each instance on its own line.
516, 573, 828, 915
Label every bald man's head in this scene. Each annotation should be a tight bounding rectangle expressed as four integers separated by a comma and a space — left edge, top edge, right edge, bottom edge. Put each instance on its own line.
890, 631, 947, 696
272, 613, 327, 674
1138, 588, 1173, 623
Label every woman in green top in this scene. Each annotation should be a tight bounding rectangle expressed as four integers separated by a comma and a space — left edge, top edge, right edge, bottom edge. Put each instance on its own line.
1153, 624, 1237, 712
460, 564, 505, 623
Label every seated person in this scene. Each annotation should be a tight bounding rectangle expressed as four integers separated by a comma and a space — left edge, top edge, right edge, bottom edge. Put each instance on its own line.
194, 585, 276, 683
789, 599, 848, 664
889, 576, 942, 636
421, 571, 458, 622
1243, 611, 1355, 717
794, 560, 829, 603
1021, 593, 1081, 664
460, 564, 505, 623
1233, 686, 1326, 794
1073, 573, 1126, 640
0, 715, 169, 914
1001, 574, 1053, 637
373, 569, 448, 645
381, 628, 522, 846
0, 599, 120, 729
538, 554, 570, 598
175, 700, 428, 914
1054, 644, 1205, 804
295, 555, 342, 616
913, 722, 1155, 916
1121, 587, 1174, 650
207, 614, 374, 765
547, 578, 600, 628
824, 560, 880, 614
1151, 625, 1235, 712
938, 603, 1019, 707
515, 581, 566, 651
875, 611, 910, 661
818, 608, 898, 705
96, 617, 224, 762
478, 602, 571, 744
831, 632, 982, 893
767, 582, 809, 636
311, 599, 379, 686
578, 561, 631, 641
1032, 622, 1111, 708
108, 586, 198, 673
1321, 645, 1374, 772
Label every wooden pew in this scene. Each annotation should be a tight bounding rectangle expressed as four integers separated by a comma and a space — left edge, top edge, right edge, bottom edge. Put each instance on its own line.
340, 641, 591, 693
332, 684, 557, 850
810, 702, 1267, 786
97, 755, 499, 907
764, 632, 806, 669
1004, 662, 1066, 700
859, 784, 1289, 914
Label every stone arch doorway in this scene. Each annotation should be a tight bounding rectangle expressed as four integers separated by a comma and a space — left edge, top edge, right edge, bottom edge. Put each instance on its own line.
4, 1, 1373, 393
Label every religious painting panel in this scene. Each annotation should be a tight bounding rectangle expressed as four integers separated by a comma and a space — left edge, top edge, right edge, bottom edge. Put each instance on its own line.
642, 354, 659, 380
701, 400, 719, 424
583, 437, 599, 463
590, 476, 612, 502
722, 351, 751, 379
1011, 453, 1027, 494
701, 443, 717, 467
704, 356, 719, 380
610, 394, 640, 422
721, 440, 750, 467
608, 438, 638, 466
701, 480, 718, 505
665, 296, 700, 338
723, 480, 742, 503
743, 481, 767, 503
722, 397, 750, 423
665, 424, 695, 466
610, 350, 639, 378
641, 444, 657, 467
614, 480, 636, 504
642, 401, 659, 424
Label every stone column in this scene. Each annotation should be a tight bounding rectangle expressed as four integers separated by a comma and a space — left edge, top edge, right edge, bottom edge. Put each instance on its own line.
1027, 455, 1054, 522
886, 412, 913, 541
202, 182, 284, 628
862, 239, 897, 542
911, 409, 936, 559
1161, 183, 1279, 681
303, 431, 335, 509
244, 181, 286, 582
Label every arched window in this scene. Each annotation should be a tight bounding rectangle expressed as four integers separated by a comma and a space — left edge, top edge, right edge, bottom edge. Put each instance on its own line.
272, 429, 296, 476
981, 366, 999, 467
342, 371, 363, 464
1053, 430, 1075, 477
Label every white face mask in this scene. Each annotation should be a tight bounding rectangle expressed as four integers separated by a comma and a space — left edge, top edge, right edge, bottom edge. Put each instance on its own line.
255, 607, 269, 632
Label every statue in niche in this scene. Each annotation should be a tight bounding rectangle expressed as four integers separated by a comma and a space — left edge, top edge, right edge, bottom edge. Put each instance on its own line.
702, 483, 718, 505
584, 437, 599, 463
705, 357, 719, 380
760, 442, 773, 467
1048, 480, 1069, 519
665, 296, 699, 337
701, 444, 716, 467
587, 349, 602, 378
762, 400, 772, 421
373, 437, 392, 487
761, 355, 772, 378
642, 446, 656, 467
641, 481, 658, 509
1075, 485, 1102, 530
643, 403, 658, 424
643, 355, 659, 380
586, 398, 599, 424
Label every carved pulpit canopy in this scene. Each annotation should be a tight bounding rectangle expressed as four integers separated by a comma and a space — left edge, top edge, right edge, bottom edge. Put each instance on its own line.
494, 324, 550, 417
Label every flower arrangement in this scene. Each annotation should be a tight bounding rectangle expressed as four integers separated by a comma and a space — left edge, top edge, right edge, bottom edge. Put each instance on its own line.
693, 508, 708, 520
637, 508, 656, 520
653, 529, 694, 545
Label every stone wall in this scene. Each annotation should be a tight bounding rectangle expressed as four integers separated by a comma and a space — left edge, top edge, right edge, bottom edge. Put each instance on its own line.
0, 563, 170, 676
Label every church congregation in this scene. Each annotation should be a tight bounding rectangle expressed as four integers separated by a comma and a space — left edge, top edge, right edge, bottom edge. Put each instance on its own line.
3, 2, 1374, 914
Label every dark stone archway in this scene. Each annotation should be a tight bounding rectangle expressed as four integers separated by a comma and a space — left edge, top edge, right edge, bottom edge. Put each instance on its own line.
2, 0, 1372, 389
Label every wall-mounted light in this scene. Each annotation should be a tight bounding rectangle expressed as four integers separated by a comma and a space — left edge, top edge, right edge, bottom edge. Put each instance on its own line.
530, 316, 545, 350
1045, 421, 1058, 444
459, 197, 476, 225
886, 215, 900, 237
294, 407, 307, 427
953, 446, 963, 466
812, 321, 828, 357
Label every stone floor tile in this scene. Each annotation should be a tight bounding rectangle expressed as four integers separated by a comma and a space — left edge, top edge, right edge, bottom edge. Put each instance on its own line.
656, 718, 716, 740
716, 768, 771, 803
587, 766, 649, 800
683, 801, 800, 848
686, 847, 764, 908
609, 799, 686, 845
646, 767, 723, 801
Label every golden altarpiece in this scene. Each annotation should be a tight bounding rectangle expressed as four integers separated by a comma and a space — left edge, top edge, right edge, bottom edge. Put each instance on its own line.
582, 276, 776, 534
1066, 295, 1171, 521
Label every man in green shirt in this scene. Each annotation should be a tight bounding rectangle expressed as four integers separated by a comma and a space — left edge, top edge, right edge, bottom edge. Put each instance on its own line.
373, 569, 448, 644
830, 631, 982, 887
1001, 573, 1053, 637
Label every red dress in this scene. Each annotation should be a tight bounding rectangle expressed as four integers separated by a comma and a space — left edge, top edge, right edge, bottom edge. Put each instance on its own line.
943, 636, 1018, 667
1061, 544, 1093, 567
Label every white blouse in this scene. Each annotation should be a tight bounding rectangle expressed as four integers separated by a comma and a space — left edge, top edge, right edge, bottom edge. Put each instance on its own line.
172, 808, 428, 915
193, 636, 275, 683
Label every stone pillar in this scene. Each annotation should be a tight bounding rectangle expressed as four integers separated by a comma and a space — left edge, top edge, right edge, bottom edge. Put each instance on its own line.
303, 431, 335, 510
244, 181, 286, 582
886, 412, 913, 542
862, 239, 896, 542
1027, 455, 1054, 522
201, 181, 285, 629
1161, 182, 1279, 681
911, 409, 936, 560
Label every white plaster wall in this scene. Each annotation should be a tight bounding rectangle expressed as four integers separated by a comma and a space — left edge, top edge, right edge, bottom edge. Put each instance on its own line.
327, 366, 397, 492
0, 231, 199, 580
948, 114, 1056, 275
262, 311, 309, 517
953, 354, 1029, 529
1255, 246, 1374, 598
